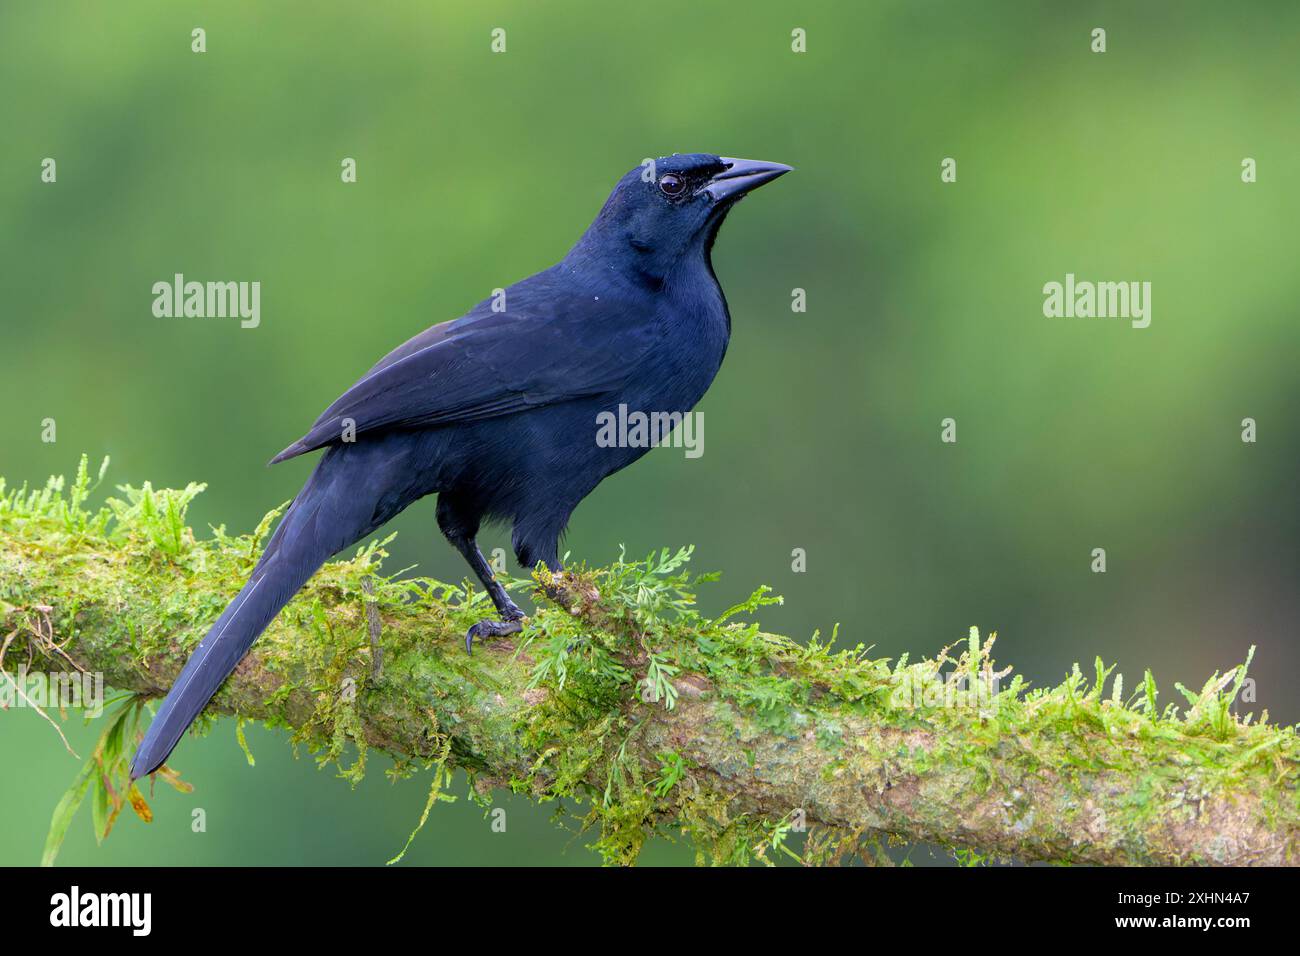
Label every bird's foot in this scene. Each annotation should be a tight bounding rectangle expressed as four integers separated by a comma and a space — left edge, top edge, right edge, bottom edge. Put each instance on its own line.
465, 611, 525, 654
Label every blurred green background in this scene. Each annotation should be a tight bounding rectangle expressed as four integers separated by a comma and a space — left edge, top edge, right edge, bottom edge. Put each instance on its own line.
2, 1, 1297, 866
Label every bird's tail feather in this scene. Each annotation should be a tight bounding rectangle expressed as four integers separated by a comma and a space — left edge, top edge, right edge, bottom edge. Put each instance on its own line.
129, 465, 349, 779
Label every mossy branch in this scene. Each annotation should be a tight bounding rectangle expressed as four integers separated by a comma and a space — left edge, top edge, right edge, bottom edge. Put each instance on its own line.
3, 458, 1298, 866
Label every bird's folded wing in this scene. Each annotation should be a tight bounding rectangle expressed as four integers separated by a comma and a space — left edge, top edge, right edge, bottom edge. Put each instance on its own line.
270, 296, 656, 464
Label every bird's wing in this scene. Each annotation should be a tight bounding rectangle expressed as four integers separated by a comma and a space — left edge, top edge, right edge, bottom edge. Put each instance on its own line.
270, 280, 657, 463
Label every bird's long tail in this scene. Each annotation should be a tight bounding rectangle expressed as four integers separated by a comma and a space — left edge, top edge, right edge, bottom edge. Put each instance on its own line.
130, 451, 381, 780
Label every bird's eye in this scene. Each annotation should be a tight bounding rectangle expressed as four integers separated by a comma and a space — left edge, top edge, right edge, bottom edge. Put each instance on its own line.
658, 174, 685, 197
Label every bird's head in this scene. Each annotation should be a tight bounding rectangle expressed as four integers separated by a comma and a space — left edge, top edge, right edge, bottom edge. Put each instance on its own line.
569, 153, 792, 283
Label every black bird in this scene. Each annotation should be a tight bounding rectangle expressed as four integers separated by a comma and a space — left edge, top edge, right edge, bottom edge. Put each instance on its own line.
130, 153, 791, 779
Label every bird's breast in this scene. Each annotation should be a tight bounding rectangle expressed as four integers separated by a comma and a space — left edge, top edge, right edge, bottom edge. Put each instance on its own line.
633, 284, 729, 412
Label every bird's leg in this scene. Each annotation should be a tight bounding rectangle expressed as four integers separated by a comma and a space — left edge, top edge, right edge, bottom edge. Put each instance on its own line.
511, 525, 589, 645
448, 534, 525, 653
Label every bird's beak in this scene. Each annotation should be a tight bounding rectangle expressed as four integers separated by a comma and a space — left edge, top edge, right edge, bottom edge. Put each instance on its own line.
702, 156, 790, 202
704, 157, 793, 202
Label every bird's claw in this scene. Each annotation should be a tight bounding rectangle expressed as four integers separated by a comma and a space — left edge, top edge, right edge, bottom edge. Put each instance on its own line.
465, 616, 523, 654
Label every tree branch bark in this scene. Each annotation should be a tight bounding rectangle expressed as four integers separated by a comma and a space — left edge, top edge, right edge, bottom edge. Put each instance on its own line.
3, 486, 1297, 866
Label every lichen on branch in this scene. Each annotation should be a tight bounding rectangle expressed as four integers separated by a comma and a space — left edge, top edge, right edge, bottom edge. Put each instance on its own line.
2, 457, 1298, 866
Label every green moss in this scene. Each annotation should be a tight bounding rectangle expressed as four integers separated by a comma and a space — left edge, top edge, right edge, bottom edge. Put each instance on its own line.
5, 457, 1299, 866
